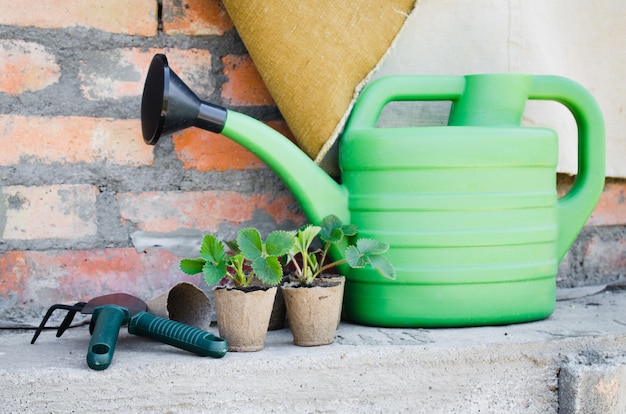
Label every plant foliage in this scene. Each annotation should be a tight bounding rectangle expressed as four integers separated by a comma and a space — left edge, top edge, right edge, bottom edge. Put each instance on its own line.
287, 214, 396, 286
180, 228, 295, 288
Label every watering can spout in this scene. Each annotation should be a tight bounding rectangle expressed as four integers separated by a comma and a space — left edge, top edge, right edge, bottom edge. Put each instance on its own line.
220, 112, 350, 225
140, 54, 349, 227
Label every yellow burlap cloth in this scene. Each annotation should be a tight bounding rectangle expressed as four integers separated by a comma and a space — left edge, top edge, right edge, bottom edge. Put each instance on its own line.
221, 0, 416, 169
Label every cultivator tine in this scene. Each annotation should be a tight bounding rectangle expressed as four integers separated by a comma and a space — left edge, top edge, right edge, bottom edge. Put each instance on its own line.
30, 302, 87, 344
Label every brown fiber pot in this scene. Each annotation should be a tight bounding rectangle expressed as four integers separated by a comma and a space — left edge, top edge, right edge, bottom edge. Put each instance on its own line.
281, 276, 345, 347
249, 277, 287, 330
212, 286, 277, 352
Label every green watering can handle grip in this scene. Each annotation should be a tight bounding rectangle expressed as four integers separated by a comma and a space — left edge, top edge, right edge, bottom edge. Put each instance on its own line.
529, 76, 606, 260
346, 75, 466, 130
128, 311, 228, 358
86, 305, 130, 370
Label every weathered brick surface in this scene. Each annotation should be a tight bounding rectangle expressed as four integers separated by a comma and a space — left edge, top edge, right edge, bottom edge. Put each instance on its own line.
118, 190, 305, 234
588, 180, 626, 226
0, 115, 153, 166
0, 0, 158, 36
172, 120, 293, 172
0, 40, 60, 96
173, 129, 264, 172
221, 54, 275, 106
0, 248, 189, 312
79, 48, 215, 101
583, 236, 626, 274
162, 0, 233, 36
559, 226, 626, 288
559, 177, 626, 226
2, 184, 98, 241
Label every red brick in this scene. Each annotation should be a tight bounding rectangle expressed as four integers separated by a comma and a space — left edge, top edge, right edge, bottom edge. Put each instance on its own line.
0, 40, 60, 96
173, 128, 263, 171
79, 48, 214, 101
221, 54, 274, 106
118, 191, 305, 233
2, 185, 98, 240
588, 180, 626, 226
0, 248, 193, 308
162, 0, 233, 36
0, 115, 153, 166
579, 235, 626, 277
172, 120, 295, 171
173, 131, 246, 172
0, 0, 157, 36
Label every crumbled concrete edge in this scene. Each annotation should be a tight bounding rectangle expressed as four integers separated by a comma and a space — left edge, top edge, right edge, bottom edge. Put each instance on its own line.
559, 351, 626, 414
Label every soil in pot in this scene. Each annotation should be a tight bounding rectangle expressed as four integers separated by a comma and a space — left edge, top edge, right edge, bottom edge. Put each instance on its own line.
213, 285, 277, 352
282, 276, 345, 347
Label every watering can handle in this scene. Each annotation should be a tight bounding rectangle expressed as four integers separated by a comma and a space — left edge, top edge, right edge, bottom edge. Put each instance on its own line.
347, 75, 605, 261
529, 76, 605, 260
346, 76, 466, 130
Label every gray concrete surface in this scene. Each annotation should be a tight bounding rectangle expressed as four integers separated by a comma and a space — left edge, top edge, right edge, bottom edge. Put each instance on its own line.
1, 284, 626, 413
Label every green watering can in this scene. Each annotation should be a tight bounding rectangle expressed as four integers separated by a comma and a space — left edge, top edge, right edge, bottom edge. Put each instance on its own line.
141, 54, 605, 327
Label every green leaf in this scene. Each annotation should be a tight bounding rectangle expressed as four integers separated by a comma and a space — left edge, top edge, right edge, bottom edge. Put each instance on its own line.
345, 245, 367, 268
200, 234, 225, 264
367, 255, 396, 280
342, 223, 358, 237
290, 225, 320, 256
237, 228, 263, 260
307, 252, 318, 271
224, 239, 240, 254
319, 215, 343, 243
265, 230, 295, 257
202, 261, 227, 285
226, 253, 249, 287
356, 238, 389, 255
345, 242, 396, 280
179, 258, 206, 275
252, 256, 283, 286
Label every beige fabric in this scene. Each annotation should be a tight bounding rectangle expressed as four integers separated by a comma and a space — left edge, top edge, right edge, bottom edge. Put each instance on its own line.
371, 0, 626, 178
222, 0, 416, 166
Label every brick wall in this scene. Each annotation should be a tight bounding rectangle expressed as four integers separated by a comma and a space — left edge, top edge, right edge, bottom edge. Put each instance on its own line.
0, 0, 305, 324
0, 1, 624, 325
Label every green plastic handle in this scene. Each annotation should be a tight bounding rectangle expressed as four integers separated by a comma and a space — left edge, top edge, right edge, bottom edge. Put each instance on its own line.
529, 76, 605, 260
87, 305, 130, 371
127, 311, 228, 358
344, 75, 466, 131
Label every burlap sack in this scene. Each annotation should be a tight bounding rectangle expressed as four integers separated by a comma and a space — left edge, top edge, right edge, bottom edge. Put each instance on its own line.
221, 0, 416, 170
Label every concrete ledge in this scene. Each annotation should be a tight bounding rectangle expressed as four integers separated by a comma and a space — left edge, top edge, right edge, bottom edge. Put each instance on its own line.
559, 352, 626, 414
2, 285, 626, 413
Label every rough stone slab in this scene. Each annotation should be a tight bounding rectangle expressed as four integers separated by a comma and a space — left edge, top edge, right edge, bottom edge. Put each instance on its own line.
559, 352, 626, 414
1, 286, 626, 413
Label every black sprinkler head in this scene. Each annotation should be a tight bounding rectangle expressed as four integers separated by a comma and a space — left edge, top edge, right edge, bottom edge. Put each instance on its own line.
140, 54, 227, 145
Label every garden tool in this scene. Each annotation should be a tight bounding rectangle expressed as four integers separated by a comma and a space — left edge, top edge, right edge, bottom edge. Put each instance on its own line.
141, 54, 605, 328
31, 293, 228, 370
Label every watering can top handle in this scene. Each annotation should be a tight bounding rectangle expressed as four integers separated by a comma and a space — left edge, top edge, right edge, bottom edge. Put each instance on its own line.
346, 74, 603, 129
346, 74, 605, 261
346, 75, 466, 130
